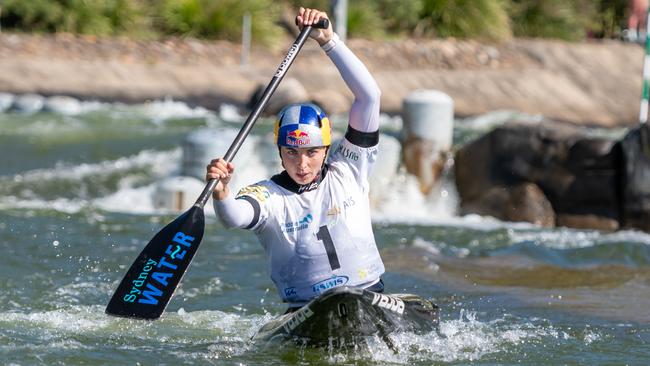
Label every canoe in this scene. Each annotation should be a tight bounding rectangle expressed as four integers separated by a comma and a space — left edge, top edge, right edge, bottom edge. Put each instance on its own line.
252, 286, 439, 349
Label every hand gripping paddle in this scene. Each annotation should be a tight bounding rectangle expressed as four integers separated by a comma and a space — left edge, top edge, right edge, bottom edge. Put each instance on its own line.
106, 19, 330, 319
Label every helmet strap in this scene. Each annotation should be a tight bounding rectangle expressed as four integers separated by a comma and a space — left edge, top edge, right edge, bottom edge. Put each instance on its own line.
321, 146, 330, 169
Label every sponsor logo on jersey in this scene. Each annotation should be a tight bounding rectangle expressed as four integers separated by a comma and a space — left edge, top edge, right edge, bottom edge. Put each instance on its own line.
236, 184, 270, 202
343, 196, 355, 209
286, 128, 311, 146
357, 267, 369, 280
311, 275, 349, 295
325, 198, 353, 219
372, 293, 405, 314
281, 213, 313, 233
284, 287, 297, 299
297, 181, 319, 193
336, 144, 359, 161
327, 205, 341, 216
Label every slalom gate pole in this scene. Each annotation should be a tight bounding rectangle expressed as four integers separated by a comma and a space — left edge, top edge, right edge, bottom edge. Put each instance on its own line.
639, 4, 650, 124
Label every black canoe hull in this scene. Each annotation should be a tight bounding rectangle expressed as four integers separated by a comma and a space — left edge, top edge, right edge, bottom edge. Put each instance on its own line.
252, 286, 439, 347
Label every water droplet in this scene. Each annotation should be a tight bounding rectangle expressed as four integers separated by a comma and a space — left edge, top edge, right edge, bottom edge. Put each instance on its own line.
53, 240, 60, 247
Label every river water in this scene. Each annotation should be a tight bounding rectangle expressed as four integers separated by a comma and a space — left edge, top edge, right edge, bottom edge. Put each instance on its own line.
1, 99, 649, 365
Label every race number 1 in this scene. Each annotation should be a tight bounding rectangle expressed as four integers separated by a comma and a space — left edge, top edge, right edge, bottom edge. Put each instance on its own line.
316, 225, 340, 270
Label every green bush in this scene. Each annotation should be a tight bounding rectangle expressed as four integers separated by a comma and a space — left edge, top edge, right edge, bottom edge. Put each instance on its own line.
377, 0, 424, 35
346, 0, 385, 39
107, 0, 152, 37
418, 0, 512, 41
0, 0, 149, 36
157, 0, 282, 45
62, 0, 112, 35
0, 0, 634, 42
156, 0, 206, 36
0, 0, 68, 33
592, 0, 628, 38
286, 0, 388, 39
509, 0, 598, 41
286, 0, 329, 11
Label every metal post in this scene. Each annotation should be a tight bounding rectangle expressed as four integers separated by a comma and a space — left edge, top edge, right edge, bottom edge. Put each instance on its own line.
241, 12, 251, 66
640, 5, 650, 123
331, 0, 347, 42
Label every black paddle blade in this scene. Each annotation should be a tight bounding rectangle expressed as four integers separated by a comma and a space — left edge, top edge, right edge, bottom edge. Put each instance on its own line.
105, 206, 205, 319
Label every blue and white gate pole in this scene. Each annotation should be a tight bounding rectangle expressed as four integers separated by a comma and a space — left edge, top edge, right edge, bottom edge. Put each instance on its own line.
640, 5, 650, 124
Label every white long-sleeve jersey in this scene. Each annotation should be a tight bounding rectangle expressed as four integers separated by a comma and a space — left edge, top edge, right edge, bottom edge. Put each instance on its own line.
214, 33, 384, 306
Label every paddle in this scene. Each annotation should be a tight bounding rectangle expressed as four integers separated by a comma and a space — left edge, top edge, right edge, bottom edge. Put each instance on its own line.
106, 19, 329, 319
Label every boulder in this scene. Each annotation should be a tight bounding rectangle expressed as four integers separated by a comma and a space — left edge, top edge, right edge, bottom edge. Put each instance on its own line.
455, 119, 623, 230
557, 137, 621, 220
619, 124, 650, 231
556, 214, 619, 231
460, 183, 555, 226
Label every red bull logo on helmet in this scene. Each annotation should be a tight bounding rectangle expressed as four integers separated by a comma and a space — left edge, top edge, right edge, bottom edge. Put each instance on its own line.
274, 103, 331, 148
285, 128, 311, 146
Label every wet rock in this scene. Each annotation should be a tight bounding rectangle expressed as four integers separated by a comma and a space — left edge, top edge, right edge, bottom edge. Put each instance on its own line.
454, 119, 623, 230
460, 183, 555, 226
556, 214, 619, 231
619, 124, 650, 231
556, 137, 621, 219
455, 119, 578, 204
508, 183, 556, 226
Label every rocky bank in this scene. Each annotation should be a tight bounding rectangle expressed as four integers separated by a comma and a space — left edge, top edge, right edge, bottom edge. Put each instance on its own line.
0, 32, 645, 128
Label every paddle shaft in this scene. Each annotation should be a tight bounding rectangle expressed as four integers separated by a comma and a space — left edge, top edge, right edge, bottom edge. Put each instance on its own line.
195, 19, 329, 208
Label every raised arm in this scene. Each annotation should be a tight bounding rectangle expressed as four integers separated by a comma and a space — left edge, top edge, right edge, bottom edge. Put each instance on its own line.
296, 7, 381, 133
324, 35, 381, 133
